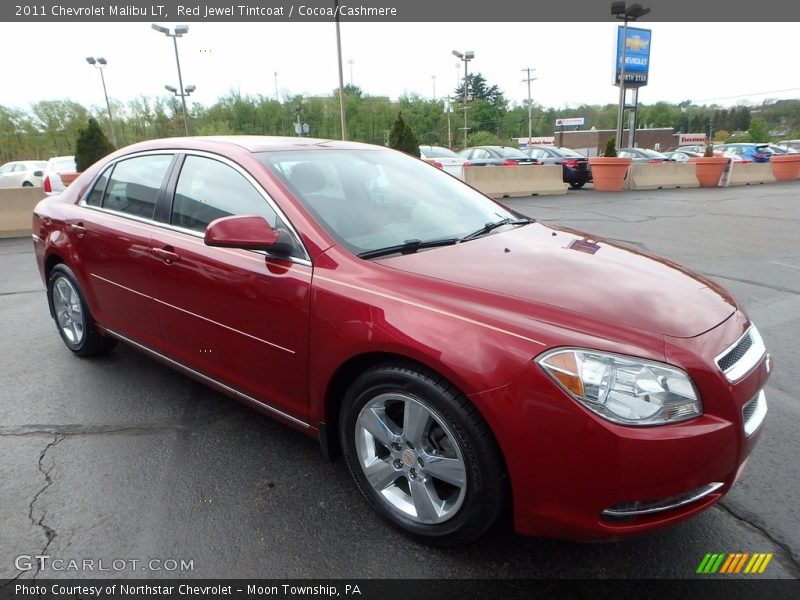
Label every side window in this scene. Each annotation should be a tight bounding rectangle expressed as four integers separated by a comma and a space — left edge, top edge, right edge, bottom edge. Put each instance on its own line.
474, 150, 490, 159
101, 155, 172, 219
86, 166, 112, 207
172, 156, 279, 233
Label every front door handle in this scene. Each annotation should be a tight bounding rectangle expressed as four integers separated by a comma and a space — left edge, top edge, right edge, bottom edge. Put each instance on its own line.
151, 246, 181, 265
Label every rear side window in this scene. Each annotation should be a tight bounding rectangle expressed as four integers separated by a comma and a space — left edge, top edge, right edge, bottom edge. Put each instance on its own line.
85, 167, 111, 207
171, 156, 279, 232
101, 155, 172, 219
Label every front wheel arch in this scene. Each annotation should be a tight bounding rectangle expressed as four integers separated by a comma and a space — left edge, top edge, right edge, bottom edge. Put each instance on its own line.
338, 360, 508, 545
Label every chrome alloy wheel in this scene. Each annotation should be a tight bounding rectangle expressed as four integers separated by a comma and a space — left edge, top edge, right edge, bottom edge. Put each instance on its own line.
52, 276, 85, 345
355, 393, 467, 524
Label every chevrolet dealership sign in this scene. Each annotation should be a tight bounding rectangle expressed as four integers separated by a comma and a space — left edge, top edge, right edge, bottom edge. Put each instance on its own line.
615, 26, 651, 87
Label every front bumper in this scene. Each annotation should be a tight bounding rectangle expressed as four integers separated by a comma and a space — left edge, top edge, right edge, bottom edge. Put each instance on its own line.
471, 311, 769, 540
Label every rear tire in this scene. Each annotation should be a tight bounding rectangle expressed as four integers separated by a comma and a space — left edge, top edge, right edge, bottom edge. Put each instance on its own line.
47, 264, 116, 357
570, 181, 585, 189
340, 362, 505, 546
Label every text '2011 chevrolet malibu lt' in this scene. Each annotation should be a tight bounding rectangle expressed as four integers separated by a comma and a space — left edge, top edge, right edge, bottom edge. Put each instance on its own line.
33, 136, 770, 545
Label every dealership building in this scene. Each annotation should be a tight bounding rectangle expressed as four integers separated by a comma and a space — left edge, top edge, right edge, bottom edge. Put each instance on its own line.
515, 127, 687, 155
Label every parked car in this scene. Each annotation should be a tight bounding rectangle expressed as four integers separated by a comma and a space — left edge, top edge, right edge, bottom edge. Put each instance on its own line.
714, 143, 774, 163
43, 155, 77, 195
765, 144, 799, 155
617, 148, 673, 163
521, 146, 592, 189
776, 139, 800, 152
419, 145, 467, 178
458, 145, 540, 166
0, 160, 47, 188
663, 150, 703, 162
33, 136, 770, 545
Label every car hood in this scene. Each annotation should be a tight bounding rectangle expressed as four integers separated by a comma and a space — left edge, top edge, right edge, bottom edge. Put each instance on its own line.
379, 222, 737, 338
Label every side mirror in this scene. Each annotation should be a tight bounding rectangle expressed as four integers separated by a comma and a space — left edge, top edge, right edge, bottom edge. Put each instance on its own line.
204, 215, 281, 251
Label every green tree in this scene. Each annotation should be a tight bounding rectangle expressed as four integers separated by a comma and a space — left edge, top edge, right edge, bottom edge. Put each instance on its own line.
454, 73, 504, 107
74, 117, 115, 171
747, 118, 770, 142
388, 112, 420, 157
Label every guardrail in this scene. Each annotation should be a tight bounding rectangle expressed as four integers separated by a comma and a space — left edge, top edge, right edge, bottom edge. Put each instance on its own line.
626, 163, 699, 190
0, 187, 45, 238
463, 165, 568, 197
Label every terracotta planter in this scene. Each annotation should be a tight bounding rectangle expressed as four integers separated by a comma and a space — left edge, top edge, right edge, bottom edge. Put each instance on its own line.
770, 154, 800, 181
587, 157, 632, 192
60, 172, 81, 187
688, 156, 728, 187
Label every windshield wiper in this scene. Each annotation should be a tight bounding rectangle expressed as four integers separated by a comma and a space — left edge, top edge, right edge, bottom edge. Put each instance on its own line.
358, 237, 460, 260
460, 217, 533, 241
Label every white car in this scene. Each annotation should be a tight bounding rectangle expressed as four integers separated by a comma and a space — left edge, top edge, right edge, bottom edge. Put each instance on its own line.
0, 160, 47, 188
419, 145, 467, 179
43, 156, 77, 195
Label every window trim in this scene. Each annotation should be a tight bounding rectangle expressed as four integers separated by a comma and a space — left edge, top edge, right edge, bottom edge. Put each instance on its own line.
79, 149, 311, 266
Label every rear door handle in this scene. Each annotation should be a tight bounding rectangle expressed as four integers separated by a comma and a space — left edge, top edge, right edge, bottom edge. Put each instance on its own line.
69, 222, 86, 238
151, 246, 180, 264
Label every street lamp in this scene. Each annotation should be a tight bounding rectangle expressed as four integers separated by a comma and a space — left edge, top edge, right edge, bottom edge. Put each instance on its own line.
612, 2, 650, 149
152, 23, 192, 136
85, 57, 118, 147
452, 50, 474, 148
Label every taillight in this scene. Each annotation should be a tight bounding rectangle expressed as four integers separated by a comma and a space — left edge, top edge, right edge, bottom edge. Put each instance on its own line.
648, 159, 662, 163
463, 161, 472, 167
501, 159, 518, 166
43, 176, 51, 193
432, 160, 443, 170
562, 159, 579, 167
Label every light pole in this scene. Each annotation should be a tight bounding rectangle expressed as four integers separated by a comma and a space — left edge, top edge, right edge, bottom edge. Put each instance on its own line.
431, 75, 436, 101
85, 57, 118, 147
165, 84, 196, 126
334, 0, 347, 140
347, 59, 354, 86
612, 2, 649, 149
152, 23, 191, 136
452, 50, 474, 148
521, 67, 537, 145
274, 72, 279, 103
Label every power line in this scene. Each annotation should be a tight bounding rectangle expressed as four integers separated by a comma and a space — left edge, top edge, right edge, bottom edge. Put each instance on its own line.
692, 87, 800, 104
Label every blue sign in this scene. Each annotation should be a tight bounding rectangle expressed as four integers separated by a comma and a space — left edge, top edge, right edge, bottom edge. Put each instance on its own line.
615, 26, 651, 87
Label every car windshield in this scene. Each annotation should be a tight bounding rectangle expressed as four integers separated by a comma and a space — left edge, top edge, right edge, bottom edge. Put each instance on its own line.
642, 149, 668, 159
259, 149, 517, 256
421, 146, 460, 159
497, 147, 529, 158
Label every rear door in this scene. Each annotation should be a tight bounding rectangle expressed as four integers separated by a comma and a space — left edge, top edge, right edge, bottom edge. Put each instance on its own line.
72, 153, 176, 348
148, 153, 312, 423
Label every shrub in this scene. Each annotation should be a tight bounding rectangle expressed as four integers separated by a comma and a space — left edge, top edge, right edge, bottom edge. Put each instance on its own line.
603, 137, 617, 157
388, 112, 420, 157
74, 117, 115, 172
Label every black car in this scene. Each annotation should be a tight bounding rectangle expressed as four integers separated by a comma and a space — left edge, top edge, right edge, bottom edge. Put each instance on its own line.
457, 146, 541, 167
522, 146, 592, 189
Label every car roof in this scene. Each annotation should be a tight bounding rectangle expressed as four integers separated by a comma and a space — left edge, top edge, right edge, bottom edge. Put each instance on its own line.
121, 136, 375, 154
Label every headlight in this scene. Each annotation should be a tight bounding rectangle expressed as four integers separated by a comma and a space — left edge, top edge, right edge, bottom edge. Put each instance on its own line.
537, 349, 701, 426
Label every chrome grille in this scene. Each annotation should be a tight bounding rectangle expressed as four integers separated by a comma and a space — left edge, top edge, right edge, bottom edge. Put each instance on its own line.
742, 390, 767, 437
717, 332, 753, 372
715, 325, 766, 382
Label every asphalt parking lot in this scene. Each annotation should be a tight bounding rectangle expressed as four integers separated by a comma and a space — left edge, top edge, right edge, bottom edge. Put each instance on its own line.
1, 182, 799, 581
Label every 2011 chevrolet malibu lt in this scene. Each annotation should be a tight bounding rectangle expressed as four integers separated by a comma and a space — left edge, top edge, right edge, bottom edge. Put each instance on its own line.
32, 136, 770, 545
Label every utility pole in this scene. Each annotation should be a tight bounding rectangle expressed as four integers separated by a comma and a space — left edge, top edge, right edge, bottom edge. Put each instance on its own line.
521, 67, 537, 145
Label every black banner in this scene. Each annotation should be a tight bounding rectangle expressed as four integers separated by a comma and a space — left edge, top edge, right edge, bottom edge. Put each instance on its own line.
2, 579, 800, 600
2, 0, 800, 22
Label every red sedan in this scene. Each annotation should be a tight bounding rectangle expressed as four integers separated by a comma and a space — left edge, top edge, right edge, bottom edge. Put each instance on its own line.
32, 137, 770, 545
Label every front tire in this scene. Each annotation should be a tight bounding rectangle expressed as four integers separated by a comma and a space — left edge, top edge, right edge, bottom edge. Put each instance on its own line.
47, 264, 116, 357
340, 362, 505, 546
